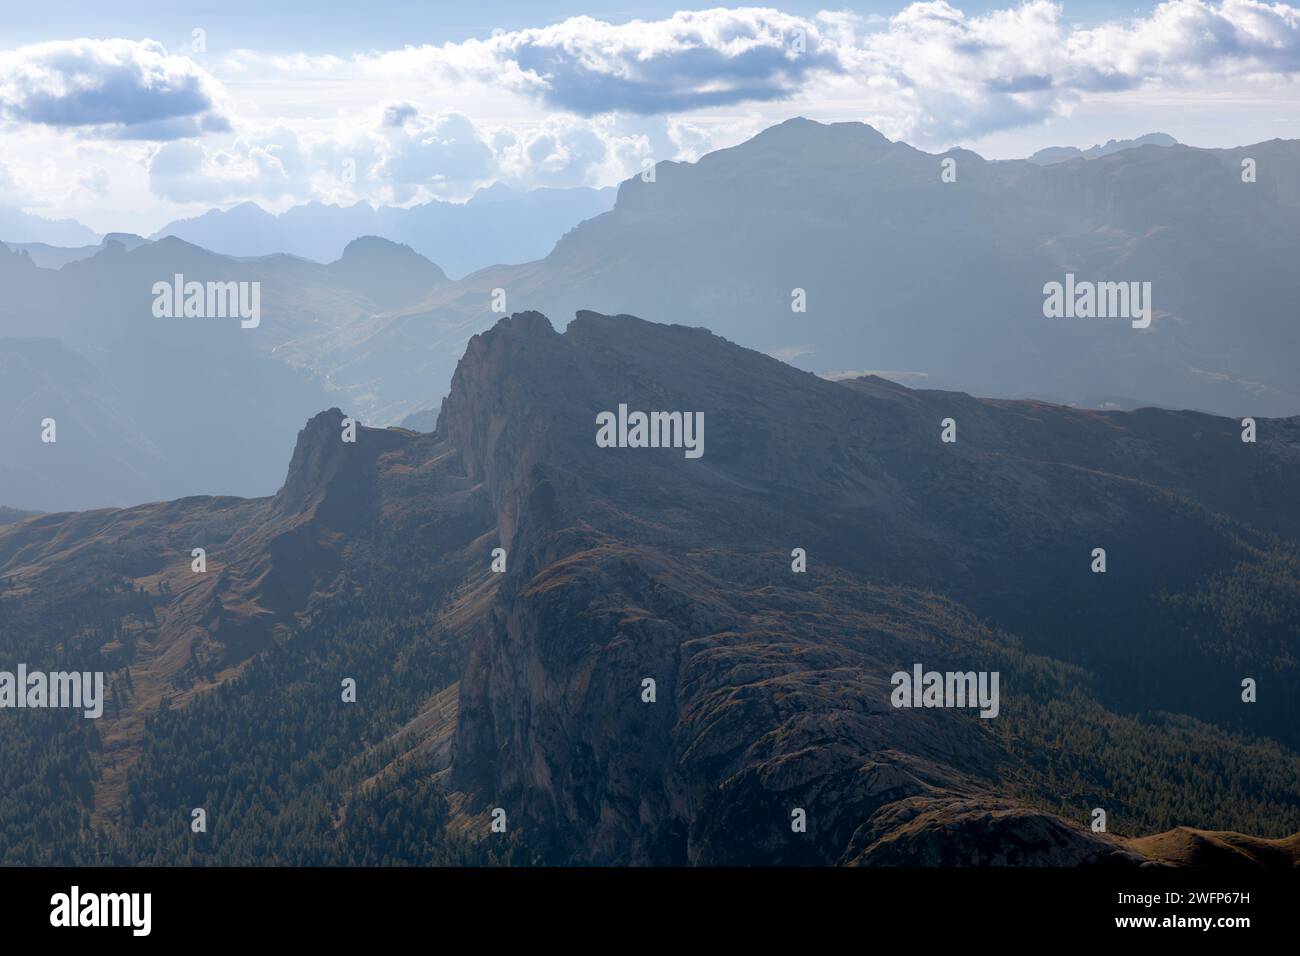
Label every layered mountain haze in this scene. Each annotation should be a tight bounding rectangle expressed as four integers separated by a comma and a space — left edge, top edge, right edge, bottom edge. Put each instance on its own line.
0, 233, 147, 270
0, 206, 99, 248
1028, 133, 1180, 165
4, 119, 1299, 515
150, 185, 615, 278
0, 235, 451, 510
1, 312, 1296, 865
0, 183, 613, 511
389, 118, 1300, 421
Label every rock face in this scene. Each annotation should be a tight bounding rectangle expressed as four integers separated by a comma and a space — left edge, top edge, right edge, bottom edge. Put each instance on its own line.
1, 310, 1298, 865
432, 311, 1300, 864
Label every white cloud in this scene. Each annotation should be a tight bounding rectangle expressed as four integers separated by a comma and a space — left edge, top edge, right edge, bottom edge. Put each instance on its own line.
497, 118, 612, 189
0, 38, 229, 139
381, 101, 420, 128
5, 3, 1300, 226
375, 111, 498, 201
225, 3, 1300, 150
75, 165, 110, 199
1068, 0, 1300, 88
842, 0, 1300, 142
0, 159, 23, 205
490, 9, 840, 114
148, 126, 308, 203
144, 108, 651, 206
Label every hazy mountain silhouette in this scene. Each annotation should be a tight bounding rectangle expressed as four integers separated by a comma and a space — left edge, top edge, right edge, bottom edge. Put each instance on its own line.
383, 118, 1300, 421
1028, 132, 1179, 165
0, 235, 450, 510
4, 118, 1300, 514
0, 205, 99, 247
1, 311, 1296, 865
151, 186, 615, 278
328, 236, 448, 308
2, 233, 147, 269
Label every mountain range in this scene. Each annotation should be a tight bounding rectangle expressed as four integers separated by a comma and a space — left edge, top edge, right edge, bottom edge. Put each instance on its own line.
149, 185, 615, 278
0, 205, 99, 247
3, 118, 1299, 516
0, 310, 1296, 865
0, 185, 613, 279
0, 133, 1175, 254
1, 232, 149, 269
387, 119, 1298, 422
0, 235, 438, 511
1028, 132, 1179, 165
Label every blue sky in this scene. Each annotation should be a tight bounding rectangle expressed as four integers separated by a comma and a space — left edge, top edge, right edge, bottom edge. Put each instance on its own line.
1, 1, 1297, 234
0, 1, 1149, 50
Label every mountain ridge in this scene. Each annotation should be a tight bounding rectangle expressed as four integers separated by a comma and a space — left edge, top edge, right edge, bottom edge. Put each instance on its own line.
149, 186, 615, 278
376, 118, 1300, 428
1028, 132, 1179, 165
5, 117, 1300, 518
4, 310, 1294, 865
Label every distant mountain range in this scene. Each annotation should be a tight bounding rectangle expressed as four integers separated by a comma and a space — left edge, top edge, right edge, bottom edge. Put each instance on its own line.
149, 185, 615, 278
3, 118, 1299, 513
0, 205, 99, 247
1028, 132, 1179, 165
385, 118, 1298, 422
0, 133, 1184, 263
1, 233, 148, 269
0, 184, 613, 279
0, 134, 1179, 266
0, 235, 443, 510
1, 311, 1296, 865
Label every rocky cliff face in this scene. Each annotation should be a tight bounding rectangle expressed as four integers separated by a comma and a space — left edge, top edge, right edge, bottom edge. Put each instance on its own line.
430, 311, 1300, 864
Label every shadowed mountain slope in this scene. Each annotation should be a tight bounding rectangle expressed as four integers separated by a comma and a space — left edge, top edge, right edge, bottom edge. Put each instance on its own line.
0, 311, 1296, 865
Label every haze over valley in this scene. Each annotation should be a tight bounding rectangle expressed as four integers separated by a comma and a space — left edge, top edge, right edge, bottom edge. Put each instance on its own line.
4, 119, 1299, 512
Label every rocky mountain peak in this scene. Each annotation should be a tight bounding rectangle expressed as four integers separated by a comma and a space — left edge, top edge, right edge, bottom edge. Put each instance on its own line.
274, 408, 405, 523
329, 235, 447, 308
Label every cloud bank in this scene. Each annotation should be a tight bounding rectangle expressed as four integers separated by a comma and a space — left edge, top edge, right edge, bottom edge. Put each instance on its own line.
2, 2, 1299, 226
0, 38, 229, 139
497, 9, 840, 114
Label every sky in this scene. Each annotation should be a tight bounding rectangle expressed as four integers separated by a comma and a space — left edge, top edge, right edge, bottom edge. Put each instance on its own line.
1, 0, 1298, 234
